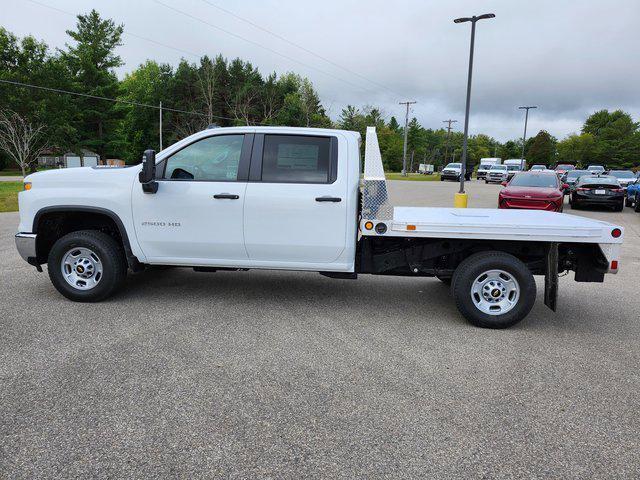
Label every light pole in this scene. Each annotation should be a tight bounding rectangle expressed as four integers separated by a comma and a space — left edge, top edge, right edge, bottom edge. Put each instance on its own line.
518, 106, 537, 169
454, 13, 495, 206
399, 101, 417, 176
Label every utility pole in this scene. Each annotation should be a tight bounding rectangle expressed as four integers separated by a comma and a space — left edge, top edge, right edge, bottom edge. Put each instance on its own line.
399, 101, 417, 176
454, 13, 495, 203
159, 101, 163, 151
518, 106, 537, 170
409, 150, 415, 173
442, 119, 458, 164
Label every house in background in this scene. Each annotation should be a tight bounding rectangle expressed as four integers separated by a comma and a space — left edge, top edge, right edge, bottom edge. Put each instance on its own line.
38, 149, 101, 168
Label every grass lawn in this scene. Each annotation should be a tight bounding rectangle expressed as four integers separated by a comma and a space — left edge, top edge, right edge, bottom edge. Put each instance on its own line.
385, 173, 442, 181
0, 182, 22, 212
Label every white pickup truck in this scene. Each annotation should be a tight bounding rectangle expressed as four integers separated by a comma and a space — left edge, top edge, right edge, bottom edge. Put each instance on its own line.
15, 126, 624, 328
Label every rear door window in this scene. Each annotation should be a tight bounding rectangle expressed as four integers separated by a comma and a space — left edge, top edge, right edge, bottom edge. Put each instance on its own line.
261, 135, 331, 183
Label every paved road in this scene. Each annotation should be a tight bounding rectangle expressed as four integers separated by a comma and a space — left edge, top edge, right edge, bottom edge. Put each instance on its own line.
1, 180, 639, 479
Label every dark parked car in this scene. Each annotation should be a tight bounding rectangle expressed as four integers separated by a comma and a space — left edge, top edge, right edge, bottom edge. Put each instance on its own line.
570, 175, 624, 211
562, 169, 590, 193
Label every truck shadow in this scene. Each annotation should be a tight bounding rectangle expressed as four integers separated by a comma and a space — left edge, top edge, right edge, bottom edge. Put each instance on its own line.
110, 267, 568, 331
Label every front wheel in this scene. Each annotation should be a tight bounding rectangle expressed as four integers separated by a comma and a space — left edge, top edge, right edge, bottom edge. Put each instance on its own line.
47, 230, 127, 302
451, 252, 536, 328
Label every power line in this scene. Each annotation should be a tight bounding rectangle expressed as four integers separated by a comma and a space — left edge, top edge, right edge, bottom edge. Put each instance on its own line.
26, 0, 202, 60
198, 0, 402, 98
0, 78, 214, 118
24, 0, 345, 111
152, 0, 377, 95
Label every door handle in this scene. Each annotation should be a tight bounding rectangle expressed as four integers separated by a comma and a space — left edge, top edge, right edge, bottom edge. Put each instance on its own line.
315, 196, 342, 202
213, 193, 240, 199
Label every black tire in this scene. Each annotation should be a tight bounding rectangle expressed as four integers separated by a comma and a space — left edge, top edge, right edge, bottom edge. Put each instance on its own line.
451, 251, 536, 329
614, 202, 624, 212
440, 177, 444, 181
570, 200, 579, 209
635, 194, 640, 212
625, 195, 633, 207
47, 230, 127, 302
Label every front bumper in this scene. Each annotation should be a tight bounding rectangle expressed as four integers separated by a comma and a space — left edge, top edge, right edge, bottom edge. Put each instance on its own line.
15, 233, 37, 264
441, 171, 460, 180
499, 197, 561, 211
487, 174, 507, 183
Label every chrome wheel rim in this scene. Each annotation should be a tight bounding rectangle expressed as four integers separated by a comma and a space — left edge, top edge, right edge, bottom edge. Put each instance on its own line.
470, 269, 520, 316
61, 247, 103, 290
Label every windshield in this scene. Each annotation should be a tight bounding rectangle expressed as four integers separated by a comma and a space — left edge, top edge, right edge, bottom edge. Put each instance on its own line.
444, 163, 461, 169
566, 170, 589, 180
479, 164, 493, 169
507, 165, 521, 171
490, 165, 507, 171
530, 165, 545, 170
509, 174, 558, 188
609, 170, 635, 178
556, 164, 575, 171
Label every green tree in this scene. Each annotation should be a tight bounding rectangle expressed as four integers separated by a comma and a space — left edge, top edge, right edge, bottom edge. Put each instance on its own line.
582, 109, 640, 168
556, 133, 596, 166
61, 10, 124, 158
0, 28, 76, 158
388, 116, 400, 133
115, 60, 173, 163
526, 130, 557, 165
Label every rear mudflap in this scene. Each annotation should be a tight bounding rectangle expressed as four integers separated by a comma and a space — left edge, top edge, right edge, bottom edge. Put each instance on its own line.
544, 242, 558, 312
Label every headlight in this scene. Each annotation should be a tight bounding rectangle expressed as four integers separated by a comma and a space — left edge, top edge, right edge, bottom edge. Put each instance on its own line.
23, 182, 32, 191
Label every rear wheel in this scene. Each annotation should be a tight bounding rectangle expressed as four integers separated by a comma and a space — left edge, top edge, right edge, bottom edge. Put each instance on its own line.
48, 230, 127, 302
451, 252, 536, 329
614, 202, 624, 212
635, 194, 640, 212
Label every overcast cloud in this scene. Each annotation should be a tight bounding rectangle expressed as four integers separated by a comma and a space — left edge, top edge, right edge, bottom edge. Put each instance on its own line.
4, 0, 640, 140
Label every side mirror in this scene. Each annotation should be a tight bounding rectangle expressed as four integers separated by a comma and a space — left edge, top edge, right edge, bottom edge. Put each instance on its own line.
139, 149, 158, 194
501, 181, 508, 187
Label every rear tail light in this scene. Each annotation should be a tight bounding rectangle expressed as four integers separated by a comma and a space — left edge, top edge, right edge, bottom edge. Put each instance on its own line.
576, 187, 589, 191
611, 188, 623, 193
610, 260, 618, 271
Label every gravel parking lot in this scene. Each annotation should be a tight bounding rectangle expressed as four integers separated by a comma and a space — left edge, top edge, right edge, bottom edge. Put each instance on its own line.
1, 180, 639, 479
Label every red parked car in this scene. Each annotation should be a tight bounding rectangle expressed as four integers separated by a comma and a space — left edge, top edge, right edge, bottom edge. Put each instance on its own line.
498, 172, 568, 212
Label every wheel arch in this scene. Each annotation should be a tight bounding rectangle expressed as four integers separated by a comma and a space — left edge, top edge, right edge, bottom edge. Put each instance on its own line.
32, 206, 141, 270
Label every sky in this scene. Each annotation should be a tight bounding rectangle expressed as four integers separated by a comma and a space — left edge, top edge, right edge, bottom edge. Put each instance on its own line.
4, 0, 640, 141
